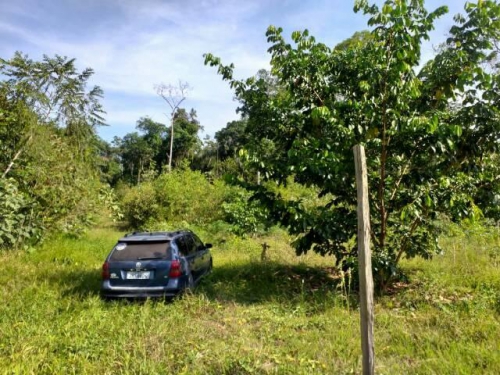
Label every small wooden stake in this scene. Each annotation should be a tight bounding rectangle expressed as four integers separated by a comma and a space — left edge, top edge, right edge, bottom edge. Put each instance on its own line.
353, 144, 374, 375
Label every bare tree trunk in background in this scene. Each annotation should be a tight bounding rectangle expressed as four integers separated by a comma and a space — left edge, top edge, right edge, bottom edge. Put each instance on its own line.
155, 81, 190, 173
168, 114, 175, 172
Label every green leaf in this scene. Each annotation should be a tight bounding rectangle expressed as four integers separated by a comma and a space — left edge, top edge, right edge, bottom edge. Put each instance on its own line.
425, 194, 432, 208
311, 106, 331, 120
450, 125, 462, 137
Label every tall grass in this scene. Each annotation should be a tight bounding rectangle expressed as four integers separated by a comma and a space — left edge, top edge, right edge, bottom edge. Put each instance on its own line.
0, 223, 499, 374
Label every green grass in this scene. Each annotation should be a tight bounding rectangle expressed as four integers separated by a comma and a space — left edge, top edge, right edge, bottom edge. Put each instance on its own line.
0, 223, 499, 374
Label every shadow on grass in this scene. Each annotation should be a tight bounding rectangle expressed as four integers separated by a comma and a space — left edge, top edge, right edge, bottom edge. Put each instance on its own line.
44, 267, 102, 299
198, 261, 359, 311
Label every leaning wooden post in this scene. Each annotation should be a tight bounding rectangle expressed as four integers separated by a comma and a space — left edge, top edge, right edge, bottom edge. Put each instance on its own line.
353, 144, 374, 375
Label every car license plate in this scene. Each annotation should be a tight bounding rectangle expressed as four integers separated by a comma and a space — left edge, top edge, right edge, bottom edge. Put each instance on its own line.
126, 271, 150, 280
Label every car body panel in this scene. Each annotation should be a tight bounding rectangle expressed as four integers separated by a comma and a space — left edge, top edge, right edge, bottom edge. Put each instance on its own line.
101, 230, 212, 299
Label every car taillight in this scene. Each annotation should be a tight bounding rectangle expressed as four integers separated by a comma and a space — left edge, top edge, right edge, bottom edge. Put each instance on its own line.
169, 260, 182, 278
102, 261, 110, 280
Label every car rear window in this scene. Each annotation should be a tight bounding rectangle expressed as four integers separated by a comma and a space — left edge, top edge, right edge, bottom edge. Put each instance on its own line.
109, 241, 172, 261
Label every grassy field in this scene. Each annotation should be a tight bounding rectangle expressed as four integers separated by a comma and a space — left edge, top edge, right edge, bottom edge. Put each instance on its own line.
0, 223, 499, 374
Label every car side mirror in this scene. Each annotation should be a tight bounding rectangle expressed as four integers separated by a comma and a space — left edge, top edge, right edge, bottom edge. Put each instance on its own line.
205, 243, 213, 249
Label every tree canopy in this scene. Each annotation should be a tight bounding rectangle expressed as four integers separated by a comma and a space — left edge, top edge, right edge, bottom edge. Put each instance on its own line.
205, 0, 500, 286
0, 52, 110, 246
113, 109, 202, 184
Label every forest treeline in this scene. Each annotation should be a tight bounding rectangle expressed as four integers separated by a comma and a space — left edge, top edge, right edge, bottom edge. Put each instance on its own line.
0, 53, 272, 247
1, 0, 499, 288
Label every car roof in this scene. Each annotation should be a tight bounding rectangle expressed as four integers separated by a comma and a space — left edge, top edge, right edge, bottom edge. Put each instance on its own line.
117, 230, 192, 243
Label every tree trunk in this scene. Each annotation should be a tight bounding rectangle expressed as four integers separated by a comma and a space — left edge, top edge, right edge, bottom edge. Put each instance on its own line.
168, 114, 174, 172
138, 159, 143, 184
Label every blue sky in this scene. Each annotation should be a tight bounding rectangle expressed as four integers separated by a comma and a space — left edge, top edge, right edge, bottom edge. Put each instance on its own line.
0, 0, 464, 141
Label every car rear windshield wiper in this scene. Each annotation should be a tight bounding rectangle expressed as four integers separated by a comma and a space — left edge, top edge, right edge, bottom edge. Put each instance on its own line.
136, 256, 165, 260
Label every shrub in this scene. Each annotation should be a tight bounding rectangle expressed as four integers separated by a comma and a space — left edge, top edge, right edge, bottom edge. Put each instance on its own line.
222, 189, 269, 236
98, 186, 124, 223
121, 169, 324, 236
0, 178, 41, 249
154, 169, 228, 224
122, 169, 231, 229
122, 182, 164, 229
0, 125, 105, 247
21, 127, 103, 238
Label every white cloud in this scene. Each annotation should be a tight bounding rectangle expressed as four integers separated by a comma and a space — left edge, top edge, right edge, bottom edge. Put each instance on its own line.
1, 0, 464, 140
0, 0, 270, 137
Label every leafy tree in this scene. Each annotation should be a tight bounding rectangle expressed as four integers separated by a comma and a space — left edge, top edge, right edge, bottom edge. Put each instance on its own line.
205, 0, 500, 287
115, 110, 202, 183
0, 53, 107, 246
137, 117, 167, 169
93, 137, 122, 186
0, 88, 38, 180
20, 124, 102, 236
190, 119, 249, 178
0, 52, 105, 170
165, 108, 203, 167
215, 119, 248, 160
197, 136, 218, 171
116, 132, 154, 184
333, 30, 373, 51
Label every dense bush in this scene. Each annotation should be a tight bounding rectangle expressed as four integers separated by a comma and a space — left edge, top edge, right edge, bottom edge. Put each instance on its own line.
0, 126, 105, 247
122, 169, 231, 229
120, 168, 338, 236
154, 169, 228, 224
1, 53, 109, 247
0, 178, 41, 249
122, 182, 164, 228
18, 126, 103, 238
222, 189, 269, 236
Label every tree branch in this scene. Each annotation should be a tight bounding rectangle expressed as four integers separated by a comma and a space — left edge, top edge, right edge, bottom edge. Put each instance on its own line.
389, 150, 416, 202
395, 217, 421, 265
2, 134, 33, 179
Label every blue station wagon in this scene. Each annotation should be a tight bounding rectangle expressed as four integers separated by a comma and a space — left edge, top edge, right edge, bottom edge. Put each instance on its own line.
101, 230, 213, 299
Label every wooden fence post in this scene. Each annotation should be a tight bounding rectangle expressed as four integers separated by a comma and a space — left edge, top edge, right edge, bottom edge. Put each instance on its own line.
353, 144, 374, 375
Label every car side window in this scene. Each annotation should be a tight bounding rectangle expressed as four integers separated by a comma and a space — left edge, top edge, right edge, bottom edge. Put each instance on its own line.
185, 235, 197, 255
175, 236, 188, 256
192, 234, 204, 251
177, 235, 196, 256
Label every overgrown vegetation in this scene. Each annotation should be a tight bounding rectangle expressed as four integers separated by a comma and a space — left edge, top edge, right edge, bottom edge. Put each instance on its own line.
204, 0, 500, 286
1, 0, 499, 287
0, 53, 108, 247
122, 168, 228, 228
1, 0, 500, 372
0, 178, 39, 248
0, 223, 498, 374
